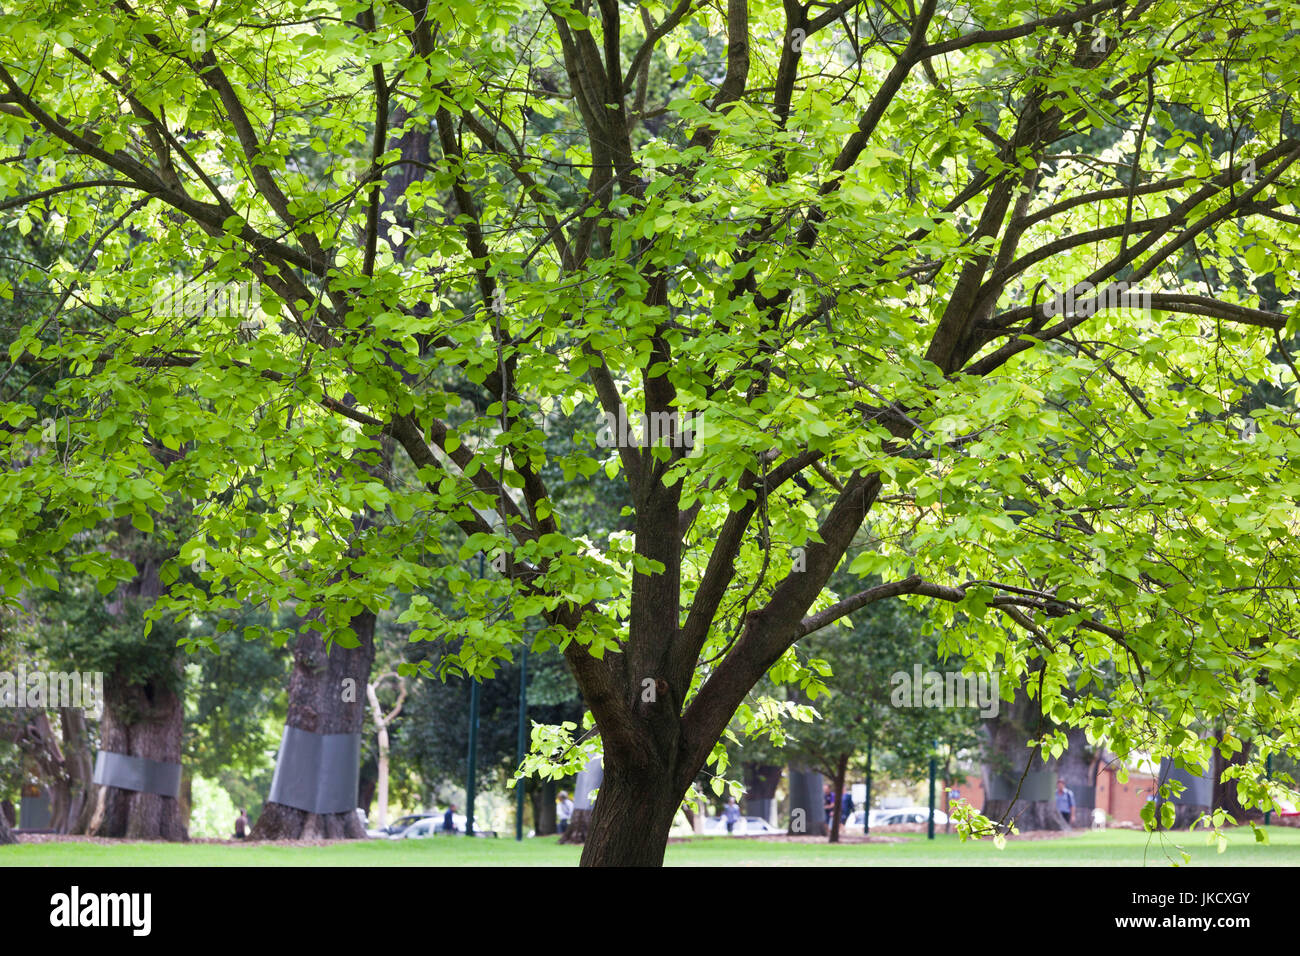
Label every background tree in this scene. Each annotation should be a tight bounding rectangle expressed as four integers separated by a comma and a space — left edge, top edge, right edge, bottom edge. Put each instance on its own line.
365, 670, 406, 830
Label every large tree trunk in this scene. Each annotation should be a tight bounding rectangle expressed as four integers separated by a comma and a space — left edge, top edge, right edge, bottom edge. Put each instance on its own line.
0, 808, 15, 845
250, 610, 376, 840
0, 708, 73, 831
558, 755, 602, 846
981, 678, 1066, 832
1214, 740, 1262, 824
531, 777, 557, 835
83, 553, 187, 840
787, 763, 827, 836
741, 762, 781, 823
579, 761, 683, 866
87, 659, 187, 840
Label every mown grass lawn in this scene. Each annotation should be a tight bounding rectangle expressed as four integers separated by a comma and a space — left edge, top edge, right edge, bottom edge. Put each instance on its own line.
3, 826, 1298, 866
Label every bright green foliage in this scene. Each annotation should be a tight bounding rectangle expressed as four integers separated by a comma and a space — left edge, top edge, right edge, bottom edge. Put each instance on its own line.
2, 0, 1300, 857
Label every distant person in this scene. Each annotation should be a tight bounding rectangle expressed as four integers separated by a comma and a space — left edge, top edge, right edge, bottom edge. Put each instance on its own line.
723, 797, 741, 834
840, 790, 855, 825
823, 784, 835, 826
556, 791, 574, 835
1055, 779, 1075, 825
234, 809, 249, 840
443, 803, 457, 833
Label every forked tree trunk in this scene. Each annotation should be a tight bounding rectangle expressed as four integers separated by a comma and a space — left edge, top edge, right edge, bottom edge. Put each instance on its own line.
250, 610, 376, 840
60, 707, 96, 834
0, 705, 97, 835
87, 660, 187, 840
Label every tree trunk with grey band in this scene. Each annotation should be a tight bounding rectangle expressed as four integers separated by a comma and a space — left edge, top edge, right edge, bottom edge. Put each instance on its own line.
250, 610, 376, 840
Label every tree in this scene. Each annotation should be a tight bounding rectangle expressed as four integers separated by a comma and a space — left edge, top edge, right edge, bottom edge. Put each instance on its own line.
3, 0, 1300, 866
365, 671, 406, 829
785, 589, 983, 841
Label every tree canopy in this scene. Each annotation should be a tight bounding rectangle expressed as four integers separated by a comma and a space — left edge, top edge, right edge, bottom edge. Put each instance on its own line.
2, 0, 1299, 863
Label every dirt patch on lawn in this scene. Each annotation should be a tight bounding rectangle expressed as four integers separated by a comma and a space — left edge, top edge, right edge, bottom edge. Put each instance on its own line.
13, 834, 354, 848
681, 825, 1080, 844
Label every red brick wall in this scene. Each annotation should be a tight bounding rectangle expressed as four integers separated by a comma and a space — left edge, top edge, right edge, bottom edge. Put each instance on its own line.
944, 769, 1158, 825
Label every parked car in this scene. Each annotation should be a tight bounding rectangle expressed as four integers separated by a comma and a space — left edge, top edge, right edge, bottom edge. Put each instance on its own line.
850, 807, 949, 827
877, 807, 949, 826
370, 812, 434, 838
701, 815, 781, 835
393, 814, 497, 839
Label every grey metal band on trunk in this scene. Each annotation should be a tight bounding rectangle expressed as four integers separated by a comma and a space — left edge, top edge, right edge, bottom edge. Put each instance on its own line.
267, 725, 361, 815
1158, 760, 1213, 805
93, 751, 182, 798
986, 771, 1056, 802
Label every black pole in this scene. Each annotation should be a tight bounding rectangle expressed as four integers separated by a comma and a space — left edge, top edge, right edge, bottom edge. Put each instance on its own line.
927, 742, 936, 840
864, 732, 873, 835
1265, 754, 1273, 826
467, 680, 479, 836
466, 551, 485, 837
515, 648, 528, 841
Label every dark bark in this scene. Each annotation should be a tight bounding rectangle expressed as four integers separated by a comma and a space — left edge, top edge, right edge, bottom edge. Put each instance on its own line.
981, 678, 1066, 832
249, 610, 376, 840
787, 763, 827, 836
559, 808, 591, 845
83, 553, 187, 840
1214, 742, 1262, 824
577, 764, 682, 866
0, 708, 75, 831
741, 762, 781, 822
59, 707, 95, 834
358, 755, 377, 815
828, 753, 849, 843
532, 777, 557, 835
0, 808, 15, 844
1, 801, 15, 827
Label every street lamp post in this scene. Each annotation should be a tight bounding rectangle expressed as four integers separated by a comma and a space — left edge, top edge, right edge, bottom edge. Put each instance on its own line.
928, 741, 937, 840
465, 551, 484, 837
515, 648, 528, 841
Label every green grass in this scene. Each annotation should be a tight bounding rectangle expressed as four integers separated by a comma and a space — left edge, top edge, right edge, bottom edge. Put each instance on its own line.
4, 826, 1299, 866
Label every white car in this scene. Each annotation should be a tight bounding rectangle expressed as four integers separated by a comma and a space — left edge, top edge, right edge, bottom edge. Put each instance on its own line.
870, 807, 949, 826
701, 815, 782, 835
848, 807, 950, 827
393, 814, 496, 839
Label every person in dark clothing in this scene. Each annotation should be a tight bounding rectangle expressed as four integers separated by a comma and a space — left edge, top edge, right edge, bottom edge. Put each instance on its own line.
723, 798, 741, 834
443, 803, 457, 833
234, 809, 249, 840
840, 791, 855, 825
1055, 780, 1075, 825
